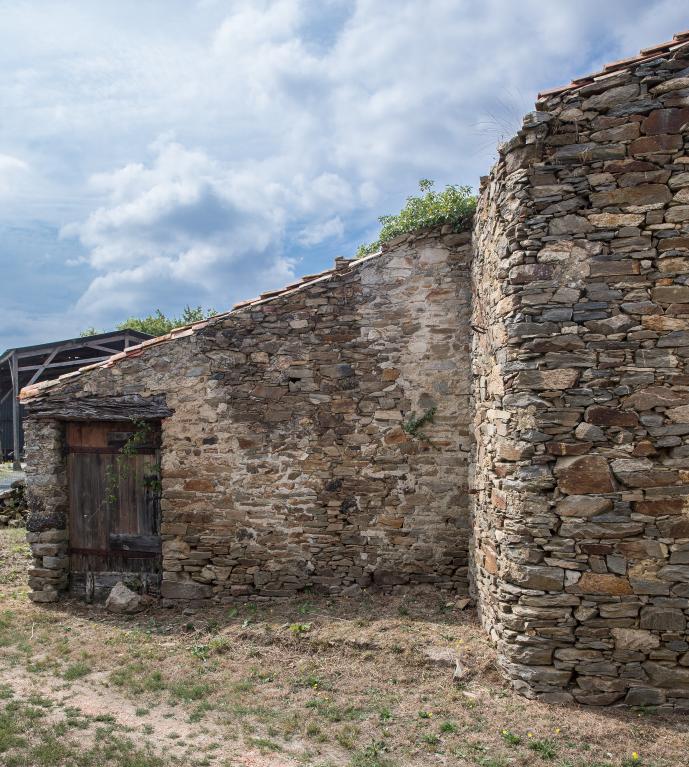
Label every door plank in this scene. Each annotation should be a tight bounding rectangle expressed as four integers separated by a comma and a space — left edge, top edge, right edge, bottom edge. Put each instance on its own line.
109, 534, 161, 553
67, 421, 162, 582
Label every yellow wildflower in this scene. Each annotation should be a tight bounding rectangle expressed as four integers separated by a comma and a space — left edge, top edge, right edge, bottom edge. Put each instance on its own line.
632, 754, 639, 762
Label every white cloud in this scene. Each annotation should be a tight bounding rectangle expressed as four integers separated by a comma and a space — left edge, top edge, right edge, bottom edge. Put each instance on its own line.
0, 153, 29, 198
297, 216, 344, 246
0, 0, 687, 346
0, 154, 27, 173
64, 140, 294, 322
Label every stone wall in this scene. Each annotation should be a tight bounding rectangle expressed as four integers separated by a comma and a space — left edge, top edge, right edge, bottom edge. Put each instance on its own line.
23, 232, 473, 604
471, 40, 689, 707
24, 419, 69, 602
23, 34, 689, 707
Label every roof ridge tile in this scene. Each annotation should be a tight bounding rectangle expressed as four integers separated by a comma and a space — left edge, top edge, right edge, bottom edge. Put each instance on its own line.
538, 29, 689, 101
19, 250, 377, 401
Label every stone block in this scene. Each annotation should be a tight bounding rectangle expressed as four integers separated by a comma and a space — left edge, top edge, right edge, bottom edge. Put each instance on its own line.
582, 84, 639, 111
554, 456, 614, 494
160, 581, 213, 600
590, 184, 671, 208
630, 134, 683, 154
611, 628, 660, 653
514, 369, 579, 391
643, 661, 689, 688
624, 386, 687, 410
569, 572, 633, 595
632, 499, 686, 517
162, 539, 191, 559
505, 564, 564, 591
642, 107, 689, 135
640, 606, 686, 631
555, 142, 626, 163
559, 519, 643, 539
624, 687, 666, 706
585, 406, 638, 428
588, 213, 645, 228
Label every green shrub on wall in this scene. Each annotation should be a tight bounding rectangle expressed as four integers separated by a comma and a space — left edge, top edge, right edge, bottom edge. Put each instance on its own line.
356, 179, 476, 258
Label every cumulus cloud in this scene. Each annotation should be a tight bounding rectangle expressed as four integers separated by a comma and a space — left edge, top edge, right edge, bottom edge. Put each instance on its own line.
1, 0, 688, 347
63, 140, 294, 321
297, 216, 344, 246
0, 154, 29, 198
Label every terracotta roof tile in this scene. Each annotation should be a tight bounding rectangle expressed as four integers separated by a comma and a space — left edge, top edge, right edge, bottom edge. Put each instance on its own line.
20, 243, 403, 402
538, 30, 689, 100
19, 255, 365, 402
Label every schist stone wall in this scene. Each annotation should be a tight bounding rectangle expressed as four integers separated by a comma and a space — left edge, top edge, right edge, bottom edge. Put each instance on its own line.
471, 42, 689, 707
22, 35, 689, 706
23, 232, 473, 604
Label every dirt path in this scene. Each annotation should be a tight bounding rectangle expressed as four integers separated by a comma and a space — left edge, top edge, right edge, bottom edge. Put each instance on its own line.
0, 664, 299, 766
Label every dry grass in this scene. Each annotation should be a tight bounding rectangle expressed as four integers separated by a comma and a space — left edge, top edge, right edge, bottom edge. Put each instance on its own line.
1, 527, 688, 766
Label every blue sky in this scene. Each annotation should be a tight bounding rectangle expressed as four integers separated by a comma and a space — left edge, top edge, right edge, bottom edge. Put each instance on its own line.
1, 0, 688, 351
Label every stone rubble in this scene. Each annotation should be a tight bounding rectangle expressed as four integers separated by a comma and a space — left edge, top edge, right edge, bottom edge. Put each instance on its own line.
0, 479, 27, 528
105, 581, 143, 614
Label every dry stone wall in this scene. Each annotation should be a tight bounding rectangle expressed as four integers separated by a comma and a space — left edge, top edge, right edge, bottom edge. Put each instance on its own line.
24, 232, 472, 604
471, 41, 689, 708
23, 34, 689, 706
23, 419, 69, 602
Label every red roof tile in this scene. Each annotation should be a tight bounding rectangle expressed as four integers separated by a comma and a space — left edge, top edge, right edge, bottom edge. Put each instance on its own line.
19, 253, 382, 402
537, 30, 689, 100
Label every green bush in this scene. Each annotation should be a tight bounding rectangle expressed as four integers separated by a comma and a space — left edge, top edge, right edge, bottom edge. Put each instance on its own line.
355, 179, 476, 258
117, 305, 217, 336
81, 305, 218, 338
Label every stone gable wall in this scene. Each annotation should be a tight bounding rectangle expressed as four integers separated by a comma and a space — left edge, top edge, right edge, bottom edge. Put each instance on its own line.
24, 232, 473, 604
471, 41, 689, 708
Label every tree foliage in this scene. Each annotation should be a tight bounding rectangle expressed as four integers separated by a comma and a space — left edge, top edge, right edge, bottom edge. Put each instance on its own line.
356, 179, 476, 258
81, 306, 218, 338
116, 306, 218, 337
79, 327, 102, 337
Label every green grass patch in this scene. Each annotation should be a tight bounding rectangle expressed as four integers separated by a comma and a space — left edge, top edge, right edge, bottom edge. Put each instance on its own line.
350, 740, 394, 767
306, 698, 365, 722
528, 737, 557, 760
169, 680, 211, 702
63, 662, 92, 681
109, 665, 166, 695
245, 736, 282, 753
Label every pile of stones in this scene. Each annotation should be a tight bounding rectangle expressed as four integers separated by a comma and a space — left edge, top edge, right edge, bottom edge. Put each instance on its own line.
0, 480, 27, 528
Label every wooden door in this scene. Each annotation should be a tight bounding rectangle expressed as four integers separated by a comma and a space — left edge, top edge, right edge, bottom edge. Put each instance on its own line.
66, 421, 162, 600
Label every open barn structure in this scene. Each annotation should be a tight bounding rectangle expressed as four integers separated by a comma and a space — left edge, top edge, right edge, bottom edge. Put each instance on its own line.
0, 330, 151, 467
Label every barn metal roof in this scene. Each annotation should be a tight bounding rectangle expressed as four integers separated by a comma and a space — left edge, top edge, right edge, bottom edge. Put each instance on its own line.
0, 329, 152, 369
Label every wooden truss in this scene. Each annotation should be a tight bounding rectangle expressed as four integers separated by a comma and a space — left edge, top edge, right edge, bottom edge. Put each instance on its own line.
0, 331, 150, 468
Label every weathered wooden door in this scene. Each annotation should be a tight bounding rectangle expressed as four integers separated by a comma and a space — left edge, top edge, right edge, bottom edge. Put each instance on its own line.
66, 421, 162, 600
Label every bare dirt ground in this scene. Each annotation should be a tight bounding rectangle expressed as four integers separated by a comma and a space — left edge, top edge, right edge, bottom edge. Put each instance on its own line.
1, 528, 688, 767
